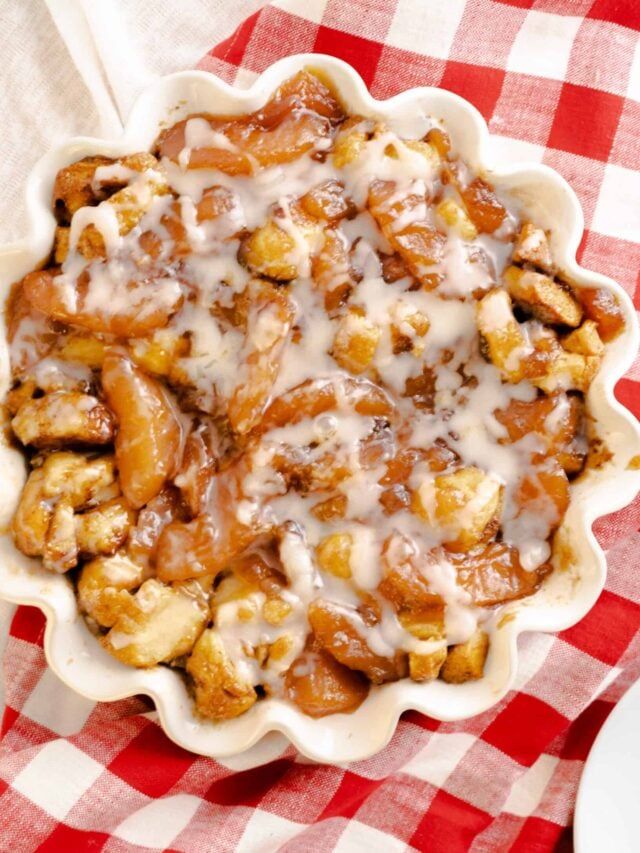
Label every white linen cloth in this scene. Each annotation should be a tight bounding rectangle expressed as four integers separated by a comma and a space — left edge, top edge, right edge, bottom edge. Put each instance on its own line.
1, 0, 266, 243
0, 0, 266, 711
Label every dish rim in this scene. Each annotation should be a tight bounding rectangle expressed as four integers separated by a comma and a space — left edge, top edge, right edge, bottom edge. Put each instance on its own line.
0, 52, 639, 763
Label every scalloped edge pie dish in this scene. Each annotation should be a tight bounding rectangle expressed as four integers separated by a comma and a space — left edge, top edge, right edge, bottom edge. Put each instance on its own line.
0, 54, 638, 763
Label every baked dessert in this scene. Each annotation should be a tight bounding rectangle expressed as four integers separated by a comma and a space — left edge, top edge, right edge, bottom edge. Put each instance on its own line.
5, 70, 624, 720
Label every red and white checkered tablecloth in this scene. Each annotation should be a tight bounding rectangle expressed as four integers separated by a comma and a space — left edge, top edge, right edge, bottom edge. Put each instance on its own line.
1, 1, 640, 850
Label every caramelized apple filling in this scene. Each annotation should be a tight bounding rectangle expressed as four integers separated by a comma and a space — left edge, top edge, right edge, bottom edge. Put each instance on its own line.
6, 70, 622, 720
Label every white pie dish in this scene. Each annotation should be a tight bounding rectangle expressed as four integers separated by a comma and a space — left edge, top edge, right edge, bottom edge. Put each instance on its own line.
0, 53, 638, 764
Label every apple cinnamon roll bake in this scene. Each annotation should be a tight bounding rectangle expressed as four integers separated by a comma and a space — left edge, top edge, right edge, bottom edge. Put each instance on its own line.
5, 71, 624, 719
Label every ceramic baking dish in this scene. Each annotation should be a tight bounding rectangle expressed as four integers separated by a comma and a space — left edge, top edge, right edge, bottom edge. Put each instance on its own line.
0, 54, 638, 763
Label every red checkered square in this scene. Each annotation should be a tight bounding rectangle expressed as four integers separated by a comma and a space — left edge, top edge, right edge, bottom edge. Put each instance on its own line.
318, 771, 383, 820
490, 73, 561, 144
241, 8, 320, 74
206, 759, 292, 807
411, 788, 493, 851
566, 18, 637, 95
321, 0, 396, 41
9, 606, 45, 645
588, 0, 640, 31
560, 589, 640, 664
371, 45, 446, 97
483, 694, 567, 765
313, 26, 383, 86
495, 0, 534, 8
107, 723, 195, 797
1, 706, 19, 737
616, 378, 640, 421
37, 823, 109, 851
547, 82, 625, 160
440, 61, 505, 120
510, 817, 568, 851
560, 699, 614, 760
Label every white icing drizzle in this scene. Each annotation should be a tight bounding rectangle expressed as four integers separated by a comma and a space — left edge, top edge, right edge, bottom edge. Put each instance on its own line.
92, 163, 136, 190
69, 204, 121, 256
39, 93, 579, 698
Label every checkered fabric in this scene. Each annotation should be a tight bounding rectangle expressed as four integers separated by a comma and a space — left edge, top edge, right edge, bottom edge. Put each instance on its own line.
1, 1, 639, 850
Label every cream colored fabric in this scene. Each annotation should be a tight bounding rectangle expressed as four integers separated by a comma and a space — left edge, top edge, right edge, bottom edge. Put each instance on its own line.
1, 0, 265, 243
